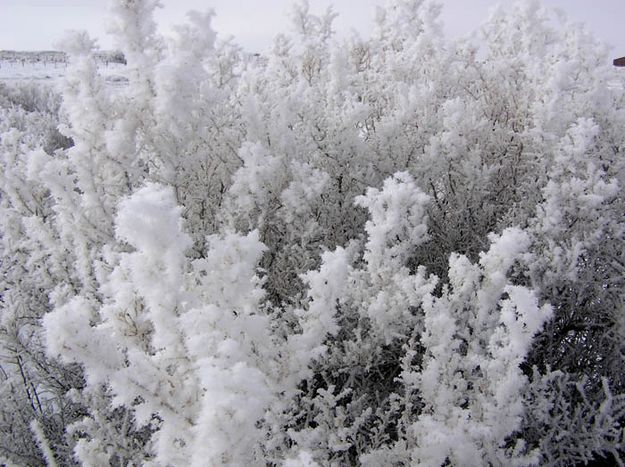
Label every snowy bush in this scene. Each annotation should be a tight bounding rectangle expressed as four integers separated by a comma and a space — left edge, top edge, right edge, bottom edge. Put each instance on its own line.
1, 0, 624, 465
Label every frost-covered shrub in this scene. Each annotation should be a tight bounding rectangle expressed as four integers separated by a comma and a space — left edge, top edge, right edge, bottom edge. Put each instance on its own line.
1, 0, 624, 465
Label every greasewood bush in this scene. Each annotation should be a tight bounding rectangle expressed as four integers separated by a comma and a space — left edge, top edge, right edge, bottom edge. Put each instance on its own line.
1, 1, 624, 465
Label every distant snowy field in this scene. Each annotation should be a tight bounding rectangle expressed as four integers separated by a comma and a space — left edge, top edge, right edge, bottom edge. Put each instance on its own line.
0, 51, 127, 85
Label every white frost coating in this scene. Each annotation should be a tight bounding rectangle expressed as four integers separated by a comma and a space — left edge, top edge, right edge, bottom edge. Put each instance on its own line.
181, 230, 274, 467
362, 265, 437, 344
30, 419, 58, 467
193, 230, 267, 312
447, 253, 481, 298
280, 161, 330, 218
115, 183, 191, 260
188, 362, 272, 467
108, 184, 196, 465
534, 118, 620, 284
539, 118, 618, 239
355, 171, 430, 270
289, 247, 351, 377
43, 296, 122, 387
108, 0, 162, 74
350, 172, 435, 342
115, 183, 191, 353
486, 287, 553, 431
476, 227, 531, 329
6, 0, 624, 464
45, 185, 277, 466
45, 183, 198, 466
56, 30, 97, 57
411, 227, 550, 466
283, 451, 321, 467
226, 142, 284, 223
155, 10, 216, 142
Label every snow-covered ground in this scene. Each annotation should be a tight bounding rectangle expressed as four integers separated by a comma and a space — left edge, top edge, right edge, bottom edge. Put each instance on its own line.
0, 50, 127, 86
0, 59, 69, 82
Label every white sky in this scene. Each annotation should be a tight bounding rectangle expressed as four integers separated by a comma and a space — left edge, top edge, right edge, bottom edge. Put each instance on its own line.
1, 0, 624, 58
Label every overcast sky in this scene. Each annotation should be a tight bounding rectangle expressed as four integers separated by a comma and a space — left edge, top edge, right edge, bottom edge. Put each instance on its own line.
1, 0, 624, 56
